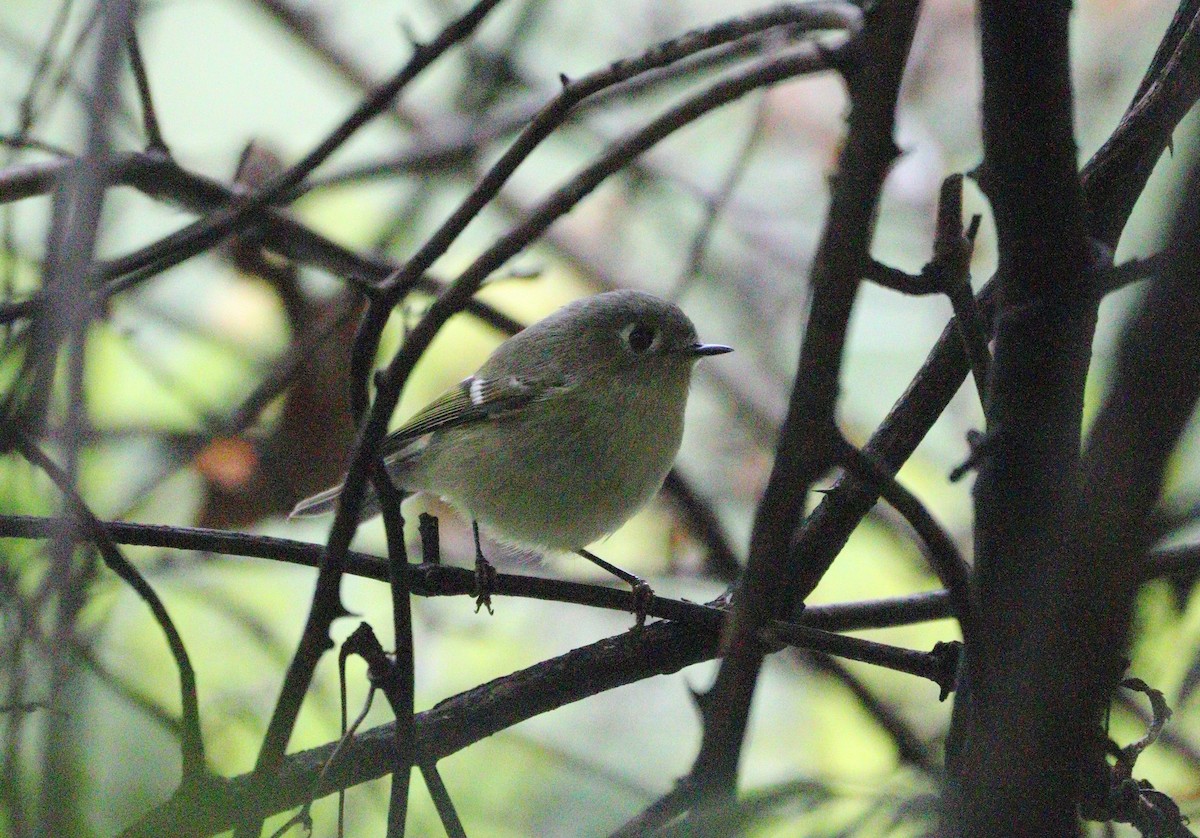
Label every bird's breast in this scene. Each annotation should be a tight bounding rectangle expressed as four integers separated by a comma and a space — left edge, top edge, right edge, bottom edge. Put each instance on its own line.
415, 375, 689, 550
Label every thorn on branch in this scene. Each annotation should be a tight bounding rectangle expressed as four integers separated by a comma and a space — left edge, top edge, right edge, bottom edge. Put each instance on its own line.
126, 26, 169, 155
864, 259, 939, 295
965, 213, 982, 243
342, 622, 393, 684
933, 173, 965, 256
930, 174, 991, 391
950, 428, 991, 482
930, 640, 961, 701
398, 20, 422, 49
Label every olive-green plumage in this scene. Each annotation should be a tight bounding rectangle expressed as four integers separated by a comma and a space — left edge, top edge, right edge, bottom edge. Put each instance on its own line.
290, 290, 731, 551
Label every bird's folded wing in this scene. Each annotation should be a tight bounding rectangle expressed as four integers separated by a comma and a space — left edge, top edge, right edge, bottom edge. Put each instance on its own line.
380, 373, 565, 456
291, 376, 569, 519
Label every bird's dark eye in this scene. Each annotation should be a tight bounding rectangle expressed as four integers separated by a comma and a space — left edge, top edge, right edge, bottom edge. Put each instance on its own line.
622, 321, 658, 354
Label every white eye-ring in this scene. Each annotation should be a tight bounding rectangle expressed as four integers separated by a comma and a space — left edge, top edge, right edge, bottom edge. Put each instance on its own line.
620, 321, 660, 354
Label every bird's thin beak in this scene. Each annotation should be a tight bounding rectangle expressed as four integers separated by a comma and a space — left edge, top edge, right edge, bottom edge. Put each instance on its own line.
689, 342, 733, 357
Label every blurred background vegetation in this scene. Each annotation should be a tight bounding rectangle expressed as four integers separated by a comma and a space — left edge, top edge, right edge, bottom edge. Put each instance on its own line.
1, 0, 1198, 835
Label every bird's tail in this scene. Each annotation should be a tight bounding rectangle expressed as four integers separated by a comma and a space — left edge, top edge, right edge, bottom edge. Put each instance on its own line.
289, 441, 424, 521
289, 483, 348, 518
288, 482, 386, 521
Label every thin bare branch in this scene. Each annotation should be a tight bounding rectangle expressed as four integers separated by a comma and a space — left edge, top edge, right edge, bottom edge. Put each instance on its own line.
18, 440, 207, 783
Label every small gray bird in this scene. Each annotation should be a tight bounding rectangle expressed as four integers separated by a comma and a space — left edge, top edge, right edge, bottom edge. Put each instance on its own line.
291, 290, 731, 558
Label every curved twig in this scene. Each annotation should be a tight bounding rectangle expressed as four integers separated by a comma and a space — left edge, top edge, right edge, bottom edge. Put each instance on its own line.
18, 441, 207, 782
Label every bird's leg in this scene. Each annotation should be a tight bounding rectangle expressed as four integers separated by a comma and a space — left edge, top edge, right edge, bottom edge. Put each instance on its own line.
472, 521, 496, 615
576, 549, 653, 628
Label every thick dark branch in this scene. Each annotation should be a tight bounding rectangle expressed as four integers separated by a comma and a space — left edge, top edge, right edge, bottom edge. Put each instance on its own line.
1072, 149, 1200, 826
120, 603, 950, 837
121, 616, 715, 838
779, 0, 1200, 628
946, 1, 1094, 833
689, 0, 920, 803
